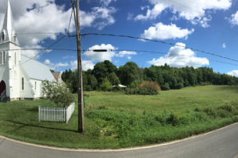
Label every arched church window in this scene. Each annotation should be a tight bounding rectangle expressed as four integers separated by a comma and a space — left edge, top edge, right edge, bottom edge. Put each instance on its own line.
14, 52, 16, 65
0, 52, 2, 65
12, 32, 17, 43
1, 32, 4, 41
13, 35, 17, 43
22, 78, 24, 90
1, 30, 6, 41
3, 51, 6, 64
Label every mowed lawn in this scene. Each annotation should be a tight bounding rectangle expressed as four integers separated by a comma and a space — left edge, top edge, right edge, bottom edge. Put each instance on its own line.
0, 85, 238, 149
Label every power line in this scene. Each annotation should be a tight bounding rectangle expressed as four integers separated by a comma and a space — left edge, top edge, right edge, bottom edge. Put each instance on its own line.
21, 34, 69, 64
1, 46, 237, 68
15, 32, 61, 35
80, 33, 238, 63
3, 48, 76, 52
66, 4, 74, 37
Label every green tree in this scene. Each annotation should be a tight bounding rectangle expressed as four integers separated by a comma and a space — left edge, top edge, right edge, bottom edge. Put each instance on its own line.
108, 72, 120, 85
92, 60, 117, 84
100, 78, 112, 91
118, 62, 142, 86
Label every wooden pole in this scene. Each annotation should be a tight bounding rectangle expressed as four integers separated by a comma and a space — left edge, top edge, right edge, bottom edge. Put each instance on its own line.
73, 0, 84, 133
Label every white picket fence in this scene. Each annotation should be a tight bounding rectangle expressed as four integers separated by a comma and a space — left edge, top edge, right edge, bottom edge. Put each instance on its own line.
38, 103, 75, 123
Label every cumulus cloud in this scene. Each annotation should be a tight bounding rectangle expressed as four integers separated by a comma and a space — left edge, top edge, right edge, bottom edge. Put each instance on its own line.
100, 0, 116, 6
134, 3, 166, 21
0, 0, 116, 58
230, 11, 238, 25
85, 44, 116, 62
91, 7, 116, 30
44, 59, 69, 70
227, 70, 238, 77
116, 51, 137, 59
141, 22, 194, 40
148, 42, 209, 68
44, 59, 94, 71
134, 0, 231, 27
70, 60, 95, 71
85, 44, 138, 62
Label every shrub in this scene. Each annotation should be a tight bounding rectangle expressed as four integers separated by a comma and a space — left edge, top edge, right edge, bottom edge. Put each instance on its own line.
139, 81, 161, 91
100, 78, 112, 91
42, 81, 74, 107
161, 82, 170, 90
125, 81, 161, 95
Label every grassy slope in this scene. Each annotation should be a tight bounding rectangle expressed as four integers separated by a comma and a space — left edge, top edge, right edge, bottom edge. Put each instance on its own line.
0, 85, 238, 149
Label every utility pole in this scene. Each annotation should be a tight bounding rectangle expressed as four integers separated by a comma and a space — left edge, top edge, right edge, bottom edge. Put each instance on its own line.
72, 0, 84, 133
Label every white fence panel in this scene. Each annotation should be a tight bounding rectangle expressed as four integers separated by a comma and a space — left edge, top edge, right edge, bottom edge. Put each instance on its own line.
66, 103, 75, 123
38, 102, 75, 123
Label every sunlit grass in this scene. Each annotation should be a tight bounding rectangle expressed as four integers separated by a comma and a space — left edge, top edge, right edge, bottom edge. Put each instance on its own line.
0, 85, 238, 149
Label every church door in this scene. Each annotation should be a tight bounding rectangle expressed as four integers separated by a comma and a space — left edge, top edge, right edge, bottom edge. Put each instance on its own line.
0, 80, 6, 102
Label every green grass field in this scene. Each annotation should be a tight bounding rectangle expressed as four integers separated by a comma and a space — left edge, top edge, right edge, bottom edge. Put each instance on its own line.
0, 85, 238, 149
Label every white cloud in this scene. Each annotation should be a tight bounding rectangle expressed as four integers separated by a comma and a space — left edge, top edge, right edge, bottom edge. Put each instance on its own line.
135, 3, 167, 21
228, 70, 238, 77
222, 43, 226, 48
85, 44, 116, 62
91, 7, 116, 30
134, 0, 231, 27
44, 59, 69, 70
15, 3, 71, 47
141, 23, 194, 40
85, 44, 138, 62
70, 60, 95, 71
83, 60, 95, 71
116, 51, 137, 59
148, 42, 209, 68
44, 59, 94, 71
100, 0, 116, 6
0, 0, 116, 58
230, 11, 238, 25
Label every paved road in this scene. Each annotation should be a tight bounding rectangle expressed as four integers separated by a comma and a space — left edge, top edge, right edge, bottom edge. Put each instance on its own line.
1, 123, 238, 158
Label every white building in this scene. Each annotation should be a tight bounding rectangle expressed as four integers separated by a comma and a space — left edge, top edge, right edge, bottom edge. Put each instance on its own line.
0, 1, 56, 101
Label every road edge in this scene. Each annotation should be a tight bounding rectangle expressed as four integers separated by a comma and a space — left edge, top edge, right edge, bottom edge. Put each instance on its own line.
0, 122, 238, 152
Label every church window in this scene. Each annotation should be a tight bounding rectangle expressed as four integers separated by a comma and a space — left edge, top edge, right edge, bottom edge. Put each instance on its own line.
3, 51, 6, 64
13, 35, 17, 43
1, 30, 6, 41
1, 32, 4, 41
22, 78, 24, 90
0, 52, 2, 65
14, 52, 16, 65
35, 82, 37, 90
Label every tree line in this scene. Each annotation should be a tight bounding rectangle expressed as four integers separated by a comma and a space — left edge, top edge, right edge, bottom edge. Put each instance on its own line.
62, 60, 238, 93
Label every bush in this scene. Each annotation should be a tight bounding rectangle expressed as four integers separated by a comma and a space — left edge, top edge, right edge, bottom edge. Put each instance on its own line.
161, 82, 170, 90
126, 81, 160, 95
100, 78, 112, 91
139, 81, 161, 91
42, 81, 74, 107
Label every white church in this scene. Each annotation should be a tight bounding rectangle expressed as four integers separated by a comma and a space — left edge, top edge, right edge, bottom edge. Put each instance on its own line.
0, 1, 57, 101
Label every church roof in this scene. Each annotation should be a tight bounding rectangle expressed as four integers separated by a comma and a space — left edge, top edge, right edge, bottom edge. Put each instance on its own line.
21, 55, 56, 81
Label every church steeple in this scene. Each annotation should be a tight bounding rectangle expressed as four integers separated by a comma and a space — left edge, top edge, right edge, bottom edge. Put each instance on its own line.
1, 0, 18, 44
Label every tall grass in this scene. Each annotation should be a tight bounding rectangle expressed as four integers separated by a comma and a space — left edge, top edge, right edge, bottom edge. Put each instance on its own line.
0, 85, 238, 148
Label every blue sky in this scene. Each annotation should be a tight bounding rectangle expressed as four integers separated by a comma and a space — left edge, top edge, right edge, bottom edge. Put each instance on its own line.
1, 0, 238, 76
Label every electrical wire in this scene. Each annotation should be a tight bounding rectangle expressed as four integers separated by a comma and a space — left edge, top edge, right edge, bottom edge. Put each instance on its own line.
80, 33, 238, 63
